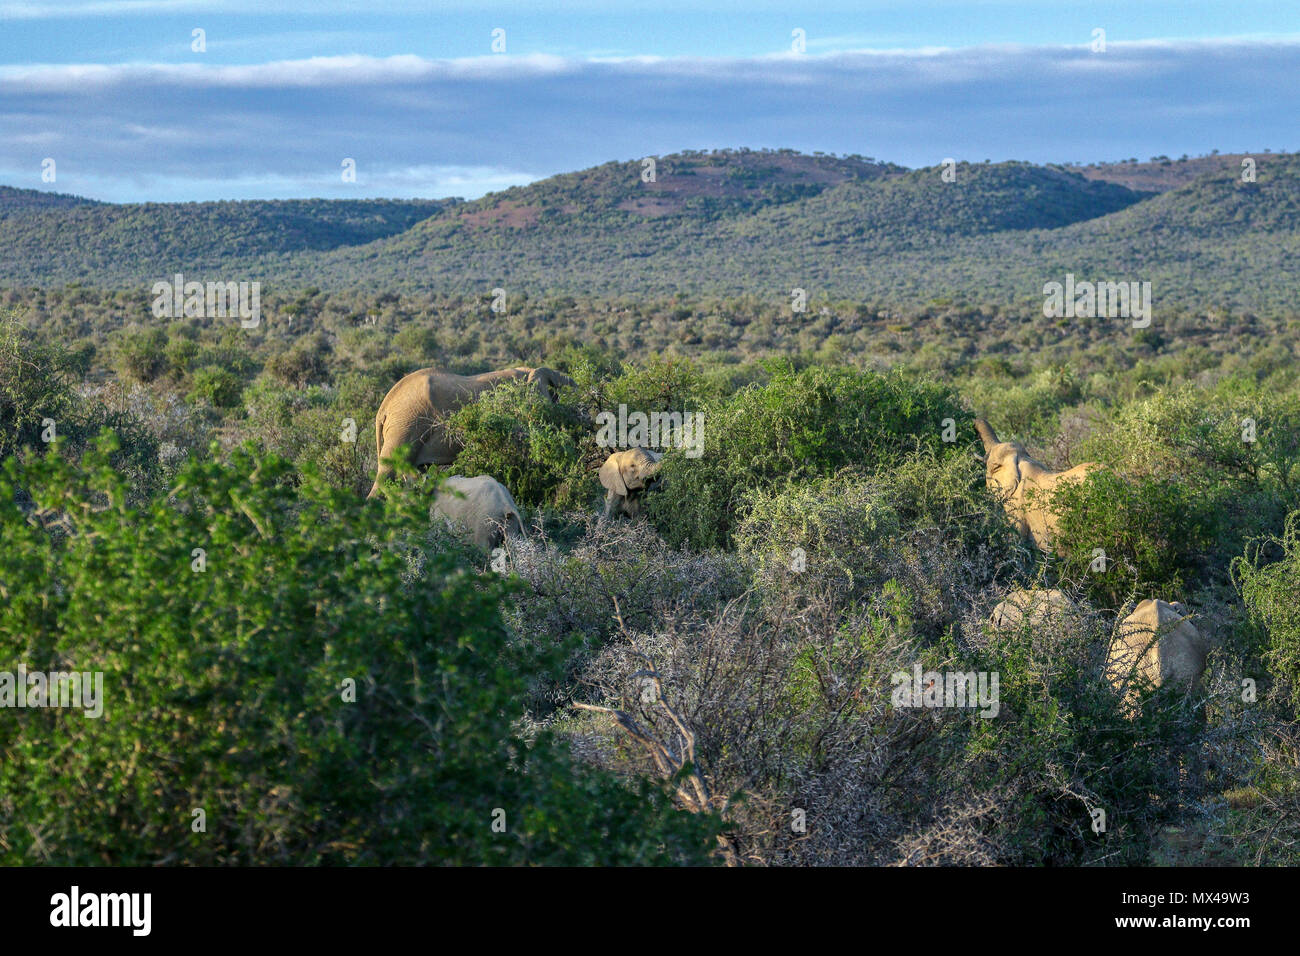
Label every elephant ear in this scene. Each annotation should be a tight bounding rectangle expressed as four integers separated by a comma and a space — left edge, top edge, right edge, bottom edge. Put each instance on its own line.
545, 367, 576, 390
599, 453, 630, 497
625, 447, 664, 489
527, 367, 575, 400
987, 443, 1022, 490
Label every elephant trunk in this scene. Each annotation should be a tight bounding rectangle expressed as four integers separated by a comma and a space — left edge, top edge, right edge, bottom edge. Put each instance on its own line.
974, 419, 1000, 452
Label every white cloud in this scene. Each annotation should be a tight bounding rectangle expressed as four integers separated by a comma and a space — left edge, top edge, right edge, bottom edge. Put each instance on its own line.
1, 38, 1295, 202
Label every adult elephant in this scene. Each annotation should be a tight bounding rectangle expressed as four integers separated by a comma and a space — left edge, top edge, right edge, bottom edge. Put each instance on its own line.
974, 419, 1101, 550
368, 365, 574, 497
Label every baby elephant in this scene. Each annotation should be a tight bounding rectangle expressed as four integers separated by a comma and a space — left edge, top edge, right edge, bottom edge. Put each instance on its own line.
431, 475, 525, 551
974, 419, 1101, 550
1106, 599, 1210, 710
598, 448, 663, 519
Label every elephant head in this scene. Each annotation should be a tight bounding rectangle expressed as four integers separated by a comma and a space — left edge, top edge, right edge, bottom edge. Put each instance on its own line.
598, 447, 664, 519
974, 419, 1027, 500
975, 418, 1101, 550
526, 367, 576, 403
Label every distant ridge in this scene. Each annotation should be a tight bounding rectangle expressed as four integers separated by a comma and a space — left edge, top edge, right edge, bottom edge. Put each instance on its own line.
1, 149, 1295, 317
0, 185, 103, 212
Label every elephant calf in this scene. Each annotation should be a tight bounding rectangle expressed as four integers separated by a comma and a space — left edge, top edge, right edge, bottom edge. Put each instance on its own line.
975, 419, 1101, 550
598, 448, 663, 520
989, 588, 1077, 632
431, 475, 525, 551
1106, 599, 1210, 710
369, 365, 575, 497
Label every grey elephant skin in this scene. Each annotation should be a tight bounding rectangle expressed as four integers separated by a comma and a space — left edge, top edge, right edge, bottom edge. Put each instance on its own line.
368, 365, 574, 497
989, 588, 1077, 631
1106, 599, 1210, 711
975, 419, 1102, 550
431, 475, 525, 551
598, 447, 663, 519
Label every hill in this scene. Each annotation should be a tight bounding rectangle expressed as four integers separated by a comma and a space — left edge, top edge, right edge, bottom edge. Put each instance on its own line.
0, 196, 453, 285
0, 185, 103, 212
294, 154, 1152, 296
1, 149, 1297, 317
1077, 152, 1264, 192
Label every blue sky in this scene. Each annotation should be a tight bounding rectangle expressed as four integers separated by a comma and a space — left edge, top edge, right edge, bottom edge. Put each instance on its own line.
1, 1, 1297, 201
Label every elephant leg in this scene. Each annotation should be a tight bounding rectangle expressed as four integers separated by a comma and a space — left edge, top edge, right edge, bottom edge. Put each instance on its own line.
597, 490, 620, 528
370, 433, 415, 498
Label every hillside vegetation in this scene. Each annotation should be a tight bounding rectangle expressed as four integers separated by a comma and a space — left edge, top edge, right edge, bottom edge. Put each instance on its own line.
4, 149, 1297, 317
1, 147, 1299, 867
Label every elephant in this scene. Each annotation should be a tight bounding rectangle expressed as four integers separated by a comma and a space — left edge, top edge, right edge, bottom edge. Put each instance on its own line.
974, 419, 1101, 550
598, 447, 663, 520
989, 588, 1076, 631
368, 365, 575, 497
431, 475, 525, 551
1106, 599, 1210, 709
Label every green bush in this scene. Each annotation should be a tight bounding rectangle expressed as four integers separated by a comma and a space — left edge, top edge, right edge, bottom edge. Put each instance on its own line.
645, 364, 970, 549
960, 606, 1194, 865
1051, 471, 1213, 607
266, 335, 332, 388
448, 378, 589, 509
1081, 385, 1300, 560
187, 365, 245, 408
112, 327, 168, 383
1235, 511, 1300, 706
1083, 386, 1300, 497
0, 315, 76, 459
0, 435, 720, 865
236, 381, 372, 494
0, 315, 159, 494
735, 453, 1016, 636
735, 474, 902, 596
962, 363, 1084, 440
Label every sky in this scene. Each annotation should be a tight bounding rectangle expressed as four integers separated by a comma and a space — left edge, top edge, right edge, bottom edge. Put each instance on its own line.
1, 1, 1297, 202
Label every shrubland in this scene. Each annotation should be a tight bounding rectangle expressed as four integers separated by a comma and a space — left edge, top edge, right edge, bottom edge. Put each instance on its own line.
2, 293, 1299, 866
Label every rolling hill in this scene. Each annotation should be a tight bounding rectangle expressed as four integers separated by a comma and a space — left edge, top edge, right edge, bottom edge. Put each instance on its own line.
0, 195, 453, 285
1, 149, 1296, 317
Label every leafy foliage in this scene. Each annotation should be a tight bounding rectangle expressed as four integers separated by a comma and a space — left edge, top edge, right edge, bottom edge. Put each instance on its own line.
0, 437, 720, 865
645, 364, 969, 549
1235, 512, 1300, 707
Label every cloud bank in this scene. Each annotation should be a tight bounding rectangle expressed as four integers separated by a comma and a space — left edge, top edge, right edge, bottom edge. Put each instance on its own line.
2, 39, 1296, 202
